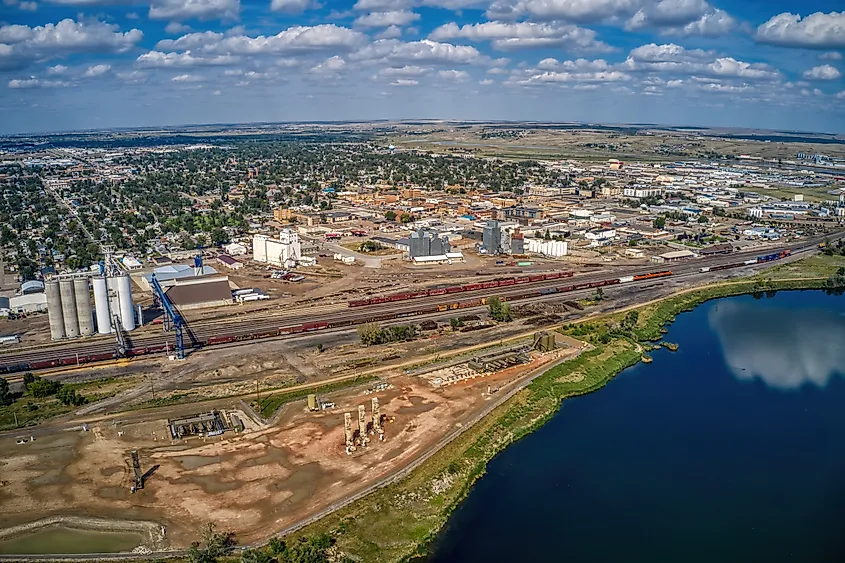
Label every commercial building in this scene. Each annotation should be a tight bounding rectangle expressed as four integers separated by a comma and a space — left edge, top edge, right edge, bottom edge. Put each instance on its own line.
651, 250, 696, 263
253, 230, 302, 268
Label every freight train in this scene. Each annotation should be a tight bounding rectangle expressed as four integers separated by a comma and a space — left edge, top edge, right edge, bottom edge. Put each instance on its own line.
699, 249, 791, 273
348, 271, 576, 307
0, 270, 676, 375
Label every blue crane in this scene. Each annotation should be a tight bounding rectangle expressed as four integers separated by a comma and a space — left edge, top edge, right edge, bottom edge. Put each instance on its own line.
150, 273, 185, 360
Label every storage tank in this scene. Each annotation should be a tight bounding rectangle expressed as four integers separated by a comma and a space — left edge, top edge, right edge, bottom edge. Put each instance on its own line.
116, 274, 135, 331
59, 279, 80, 338
92, 276, 112, 334
45, 279, 65, 340
73, 277, 94, 337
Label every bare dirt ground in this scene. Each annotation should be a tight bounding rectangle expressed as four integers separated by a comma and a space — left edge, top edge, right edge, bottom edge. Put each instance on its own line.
0, 351, 569, 550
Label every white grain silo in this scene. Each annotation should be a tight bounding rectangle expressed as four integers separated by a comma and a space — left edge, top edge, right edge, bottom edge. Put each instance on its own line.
45, 279, 65, 340
59, 279, 80, 338
116, 274, 135, 331
92, 276, 111, 334
73, 277, 94, 337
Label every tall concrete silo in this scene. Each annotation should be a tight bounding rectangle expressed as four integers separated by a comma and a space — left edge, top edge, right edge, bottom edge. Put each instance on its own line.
115, 275, 135, 332
73, 277, 94, 337
59, 279, 80, 339
92, 276, 111, 334
45, 279, 65, 340
358, 405, 369, 447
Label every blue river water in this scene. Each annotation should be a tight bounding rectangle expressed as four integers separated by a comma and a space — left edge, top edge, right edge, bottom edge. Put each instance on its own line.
426, 290, 845, 563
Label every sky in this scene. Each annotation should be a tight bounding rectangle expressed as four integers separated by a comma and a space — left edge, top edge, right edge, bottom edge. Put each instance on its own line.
1, 0, 844, 134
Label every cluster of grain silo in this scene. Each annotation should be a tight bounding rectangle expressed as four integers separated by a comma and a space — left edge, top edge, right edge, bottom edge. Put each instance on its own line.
45, 274, 136, 340
45, 278, 95, 341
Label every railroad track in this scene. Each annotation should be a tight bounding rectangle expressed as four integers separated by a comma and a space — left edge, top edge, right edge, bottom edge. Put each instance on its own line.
0, 239, 830, 374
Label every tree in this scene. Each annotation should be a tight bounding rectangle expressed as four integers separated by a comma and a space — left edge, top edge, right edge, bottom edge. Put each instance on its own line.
0, 377, 12, 406
27, 377, 61, 398
241, 549, 274, 563
22, 372, 35, 390
653, 216, 666, 229
449, 318, 464, 331
187, 523, 235, 563
487, 296, 512, 322
384, 210, 397, 221
620, 310, 639, 332
697, 215, 708, 224
358, 323, 384, 346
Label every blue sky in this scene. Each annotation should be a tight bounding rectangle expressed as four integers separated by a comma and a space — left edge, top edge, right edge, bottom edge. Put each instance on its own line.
1, 0, 844, 134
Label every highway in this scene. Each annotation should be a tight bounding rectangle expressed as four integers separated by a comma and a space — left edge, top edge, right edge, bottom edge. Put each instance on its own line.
0, 237, 829, 373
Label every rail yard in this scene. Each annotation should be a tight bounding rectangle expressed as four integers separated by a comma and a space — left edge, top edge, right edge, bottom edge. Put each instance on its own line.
1, 125, 845, 557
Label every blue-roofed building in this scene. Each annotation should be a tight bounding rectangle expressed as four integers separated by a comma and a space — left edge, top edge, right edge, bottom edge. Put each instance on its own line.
139, 264, 218, 291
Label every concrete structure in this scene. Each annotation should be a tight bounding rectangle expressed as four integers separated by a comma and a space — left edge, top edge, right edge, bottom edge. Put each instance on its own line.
344, 412, 355, 451
253, 230, 301, 268
510, 232, 525, 255
409, 228, 451, 259
482, 220, 502, 254
115, 275, 136, 332
59, 279, 80, 339
92, 276, 111, 334
371, 397, 382, 438
45, 280, 65, 340
358, 404, 369, 447
73, 278, 94, 337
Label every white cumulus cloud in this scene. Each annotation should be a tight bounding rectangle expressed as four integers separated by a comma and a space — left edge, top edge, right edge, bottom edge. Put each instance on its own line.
354, 10, 420, 28
149, 0, 240, 22
429, 21, 612, 52
756, 12, 845, 49
803, 64, 842, 81
82, 63, 110, 77
0, 18, 142, 71
270, 0, 319, 13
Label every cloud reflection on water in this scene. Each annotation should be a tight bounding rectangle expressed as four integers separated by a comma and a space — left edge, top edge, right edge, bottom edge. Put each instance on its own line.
708, 300, 845, 390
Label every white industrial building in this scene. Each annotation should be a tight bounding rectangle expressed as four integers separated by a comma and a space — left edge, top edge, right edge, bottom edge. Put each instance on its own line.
253, 230, 302, 268
527, 239, 569, 258
224, 242, 248, 256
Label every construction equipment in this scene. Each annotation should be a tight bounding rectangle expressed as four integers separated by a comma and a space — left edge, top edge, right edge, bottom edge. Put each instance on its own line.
130, 450, 143, 491
150, 273, 185, 360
